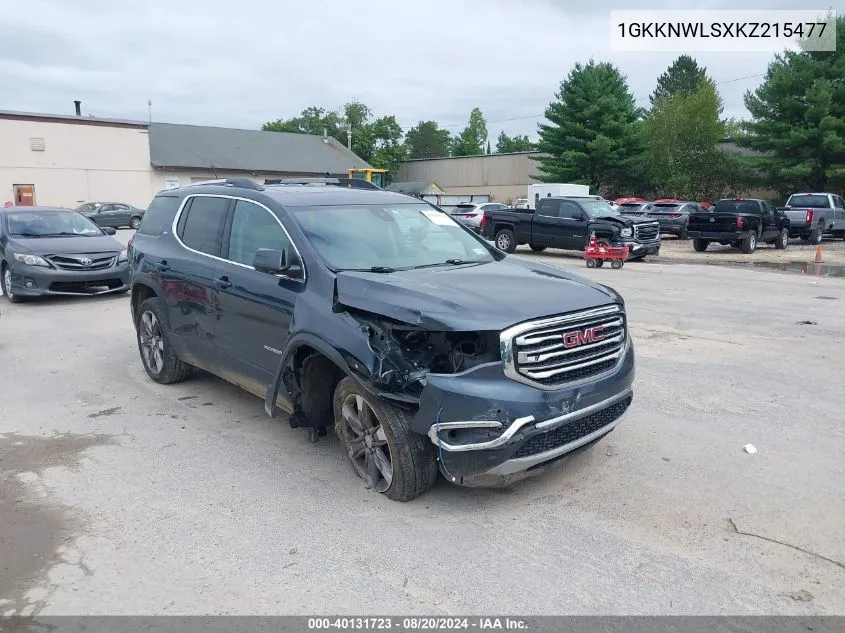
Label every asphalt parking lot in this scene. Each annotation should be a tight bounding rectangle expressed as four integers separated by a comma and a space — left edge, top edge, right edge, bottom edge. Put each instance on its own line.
1, 229, 844, 616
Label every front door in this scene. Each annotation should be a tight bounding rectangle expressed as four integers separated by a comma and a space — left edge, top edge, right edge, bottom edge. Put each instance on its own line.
95, 204, 120, 227
212, 198, 301, 398
163, 194, 231, 370
13, 185, 35, 206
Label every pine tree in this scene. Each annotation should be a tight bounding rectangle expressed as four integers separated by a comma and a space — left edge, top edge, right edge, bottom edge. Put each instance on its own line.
649, 55, 707, 106
741, 16, 845, 194
533, 60, 640, 193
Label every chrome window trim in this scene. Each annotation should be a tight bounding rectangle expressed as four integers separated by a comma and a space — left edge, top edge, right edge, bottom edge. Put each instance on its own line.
499, 304, 627, 391
170, 194, 306, 283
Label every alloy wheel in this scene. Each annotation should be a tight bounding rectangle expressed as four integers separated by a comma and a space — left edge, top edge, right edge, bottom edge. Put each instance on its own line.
341, 393, 393, 492
139, 311, 164, 375
3, 269, 14, 302
496, 233, 511, 251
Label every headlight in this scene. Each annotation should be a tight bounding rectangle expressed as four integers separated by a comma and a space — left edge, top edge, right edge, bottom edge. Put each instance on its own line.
118, 249, 128, 263
12, 252, 50, 267
620, 228, 633, 238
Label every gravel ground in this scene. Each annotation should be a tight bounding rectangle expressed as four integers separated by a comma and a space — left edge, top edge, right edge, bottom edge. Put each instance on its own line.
1, 229, 843, 616
650, 234, 845, 265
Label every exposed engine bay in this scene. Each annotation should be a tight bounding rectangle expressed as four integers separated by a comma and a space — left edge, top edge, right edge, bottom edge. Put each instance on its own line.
386, 324, 500, 374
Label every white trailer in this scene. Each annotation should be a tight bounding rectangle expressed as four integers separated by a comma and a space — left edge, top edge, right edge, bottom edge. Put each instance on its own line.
527, 183, 590, 209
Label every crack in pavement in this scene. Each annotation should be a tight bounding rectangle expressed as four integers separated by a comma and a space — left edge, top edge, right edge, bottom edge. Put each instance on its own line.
728, 518, 845, 572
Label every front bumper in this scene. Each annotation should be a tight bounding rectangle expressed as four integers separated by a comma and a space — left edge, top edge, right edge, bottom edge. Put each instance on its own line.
6, 262, 130, 297
617, 239, 660, 258
410, 341, 635, 487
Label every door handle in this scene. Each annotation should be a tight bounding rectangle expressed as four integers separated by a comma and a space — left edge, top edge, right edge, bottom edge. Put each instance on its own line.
214, 276, 232, 290
156, 261, 170, 272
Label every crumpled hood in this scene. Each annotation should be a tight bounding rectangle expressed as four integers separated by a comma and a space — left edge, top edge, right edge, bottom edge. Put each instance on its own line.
335, 256, 621, 331
10, 235, 123, 255
596, 215, 653, 228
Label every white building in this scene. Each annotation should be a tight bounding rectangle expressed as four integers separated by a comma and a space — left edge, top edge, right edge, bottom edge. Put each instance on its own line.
0, 108, 370, 209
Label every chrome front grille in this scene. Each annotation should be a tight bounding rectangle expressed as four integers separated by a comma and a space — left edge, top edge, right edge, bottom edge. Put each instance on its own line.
634, 222, 659, 241
501, 305, 627, 389
46, 254, 117, 271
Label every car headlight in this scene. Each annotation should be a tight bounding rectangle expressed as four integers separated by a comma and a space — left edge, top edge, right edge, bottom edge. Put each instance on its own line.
620, 228, 633, 238
118, 249, 128, 263
12, 252, 50, 267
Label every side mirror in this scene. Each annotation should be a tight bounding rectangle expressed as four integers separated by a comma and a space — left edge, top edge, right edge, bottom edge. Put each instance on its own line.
253, 248, 291, 275
102, 227, 117, 235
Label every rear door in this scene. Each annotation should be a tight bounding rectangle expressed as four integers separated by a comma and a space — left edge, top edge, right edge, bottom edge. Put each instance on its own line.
530, 198, 563, 246
212, 198, 302, 399
833, 195, 845, 229
760, 201, 779, 239
112, 204, 132, 226
165, 194, 231, 370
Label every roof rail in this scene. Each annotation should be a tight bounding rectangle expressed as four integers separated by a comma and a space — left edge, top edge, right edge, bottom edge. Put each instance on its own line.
185, 177, 264, 190
264, 177, 341, 185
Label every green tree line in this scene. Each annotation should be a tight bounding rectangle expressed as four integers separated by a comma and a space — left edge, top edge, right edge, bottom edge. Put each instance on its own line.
263, 15, 844, 199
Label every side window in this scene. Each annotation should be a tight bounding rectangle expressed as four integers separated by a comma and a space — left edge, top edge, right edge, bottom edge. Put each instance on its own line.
559, 201, 583, 220
227, 200, 292, 267
99, 204, 112, 212
138, 196, 179, 236
178, 196, 229, 256
834, 195, 845, 209
117, 204, 129, 211
537, 199, 560, 217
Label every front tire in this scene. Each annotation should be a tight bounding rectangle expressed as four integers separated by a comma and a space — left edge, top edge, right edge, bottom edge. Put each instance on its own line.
333, 377, 437, 502
529, 244, 546, 252
741, 232, 757, 254
775, 228, 789, 250
136, 297, 193, 384
1, 265, 23, 303
693, 239, 709, 252
494, 229, 517, 253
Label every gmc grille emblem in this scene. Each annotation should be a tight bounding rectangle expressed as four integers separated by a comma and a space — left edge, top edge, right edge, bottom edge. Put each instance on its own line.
563, 326, 605, 348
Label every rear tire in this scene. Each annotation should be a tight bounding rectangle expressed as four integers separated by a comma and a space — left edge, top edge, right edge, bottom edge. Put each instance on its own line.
333, 377, 437, 502
611, 259, 623, 269
775, 228, 789, 250
741, 232, 757, 254
586, 259, 597, 268
678, 223, 688, 240
804, 227, 823, 244
529, 244, 546, 252
494, 229, 517, 253
130, 216, 142, 230
136, 297, 193, 384
693, 239, 709, 252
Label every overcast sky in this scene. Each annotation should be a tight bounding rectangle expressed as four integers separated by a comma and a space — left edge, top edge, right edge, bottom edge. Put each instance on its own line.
0, 0, 817, 143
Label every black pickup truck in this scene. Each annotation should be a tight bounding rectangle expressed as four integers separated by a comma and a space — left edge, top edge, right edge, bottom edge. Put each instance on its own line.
686, 198, 791, 254
480, 196, 661, 260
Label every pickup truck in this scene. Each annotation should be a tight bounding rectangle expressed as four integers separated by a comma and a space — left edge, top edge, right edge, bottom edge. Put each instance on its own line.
480, 196, 661, 260
686, 198, 790, 254
776, 193, 845, 244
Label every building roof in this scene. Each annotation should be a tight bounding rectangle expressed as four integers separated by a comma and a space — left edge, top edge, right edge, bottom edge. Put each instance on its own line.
385, 181, 446, 195
148, 122, 371, 174
0, 109, 148, 129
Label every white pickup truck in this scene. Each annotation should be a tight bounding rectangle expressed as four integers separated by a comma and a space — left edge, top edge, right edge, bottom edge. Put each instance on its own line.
777, 193, 845, 244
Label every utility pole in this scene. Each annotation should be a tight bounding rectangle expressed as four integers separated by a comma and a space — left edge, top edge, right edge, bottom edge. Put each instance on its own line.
147, 99, 152, 123
347, 124, 352, 151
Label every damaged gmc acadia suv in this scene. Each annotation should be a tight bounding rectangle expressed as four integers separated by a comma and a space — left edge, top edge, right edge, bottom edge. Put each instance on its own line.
129, 178, 634, 501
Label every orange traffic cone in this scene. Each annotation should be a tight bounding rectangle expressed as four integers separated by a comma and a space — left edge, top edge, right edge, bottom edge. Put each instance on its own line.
814, 245, 823, 263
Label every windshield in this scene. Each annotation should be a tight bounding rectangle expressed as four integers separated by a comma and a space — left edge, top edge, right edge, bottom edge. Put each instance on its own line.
288, 203, 495, 271
787, 195, 829, 208
580, 200, 621, 218
7, 211, 103, 237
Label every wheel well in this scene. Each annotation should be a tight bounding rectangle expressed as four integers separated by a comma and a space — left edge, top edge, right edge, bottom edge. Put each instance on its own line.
290, 345, 345, 429
493, 223, 514, 235
131, 284, 157, 322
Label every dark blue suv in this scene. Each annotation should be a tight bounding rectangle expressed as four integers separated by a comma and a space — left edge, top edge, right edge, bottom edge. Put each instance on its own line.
129, 178, 635, 501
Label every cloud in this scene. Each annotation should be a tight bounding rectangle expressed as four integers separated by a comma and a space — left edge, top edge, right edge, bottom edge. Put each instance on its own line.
0, 0, 804, 141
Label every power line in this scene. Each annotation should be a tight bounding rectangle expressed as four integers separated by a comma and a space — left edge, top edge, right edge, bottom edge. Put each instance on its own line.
432, 72, 766, 130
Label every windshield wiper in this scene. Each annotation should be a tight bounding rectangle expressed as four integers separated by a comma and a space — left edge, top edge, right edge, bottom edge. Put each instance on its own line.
414, 258, 482, 269
36, 232, 89, 237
